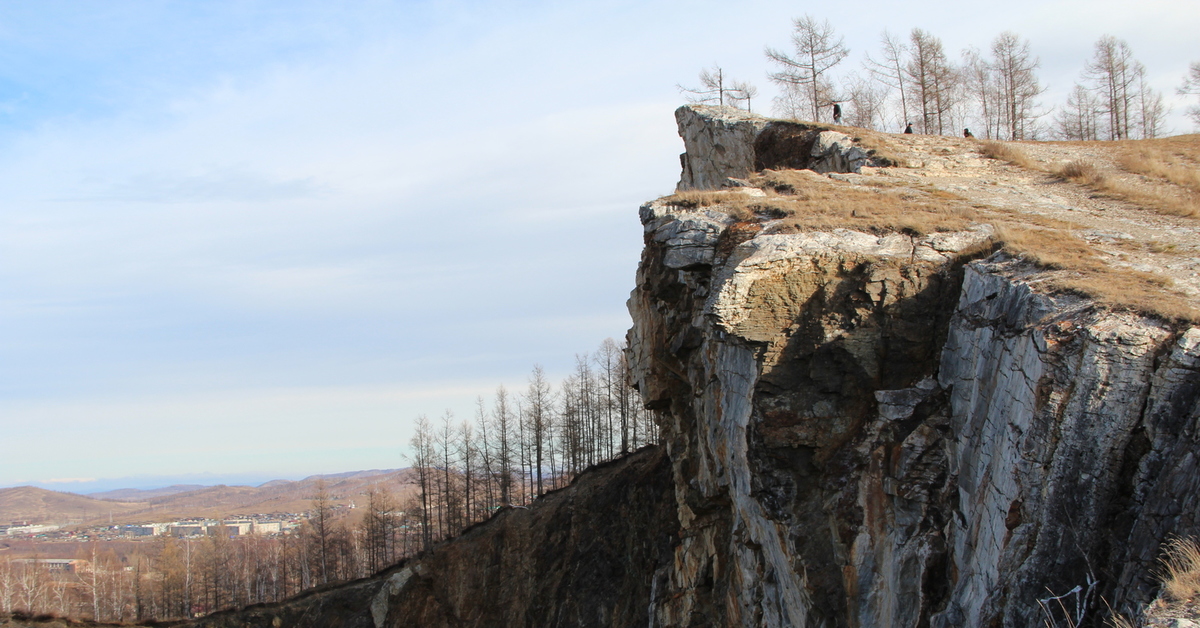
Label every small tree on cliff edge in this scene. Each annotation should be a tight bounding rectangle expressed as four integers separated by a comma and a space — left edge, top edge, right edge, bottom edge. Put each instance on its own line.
678, 65, 758, 111
766, 15, 848, 122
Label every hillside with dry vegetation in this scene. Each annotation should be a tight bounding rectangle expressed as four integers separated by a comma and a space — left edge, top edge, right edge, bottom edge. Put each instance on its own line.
0, 488, 145, 525
0, 469, 419, 526
664, 129, 1200, 323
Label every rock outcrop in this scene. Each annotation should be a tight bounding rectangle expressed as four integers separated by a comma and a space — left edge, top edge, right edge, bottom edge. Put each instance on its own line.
629, 106, 1200, 627
676, 105, 876, 190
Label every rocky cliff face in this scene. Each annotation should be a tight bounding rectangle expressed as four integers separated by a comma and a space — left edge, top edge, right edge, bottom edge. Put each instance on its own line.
675, 105, 879, 190
629, 106, 1200, 627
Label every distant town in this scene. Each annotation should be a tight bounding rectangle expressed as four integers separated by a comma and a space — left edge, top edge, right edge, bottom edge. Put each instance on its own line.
1, 512, 311, 543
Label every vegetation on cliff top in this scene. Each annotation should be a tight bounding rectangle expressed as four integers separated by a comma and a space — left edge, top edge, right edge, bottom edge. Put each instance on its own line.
659, 133, 1200, 323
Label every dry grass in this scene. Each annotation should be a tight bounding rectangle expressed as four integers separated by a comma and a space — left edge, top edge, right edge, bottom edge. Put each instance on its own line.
994, 224, 1198, 322
1110, 147, 1200, 218
1118, 149, 1200, 193
979, 140, 1040, 170
1160, 537, 1200, 602
851, 130, 907, 168
662, 168, 1200, 323
992, 225, 1099, 271
977, 137, 1200, 219
1055, 161, 1106, 186
1106, 614, 1135, 628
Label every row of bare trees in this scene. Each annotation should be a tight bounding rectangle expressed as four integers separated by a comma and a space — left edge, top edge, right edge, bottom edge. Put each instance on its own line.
406, 338, 657, 552
0, 338, 655, 622
0, 486, 441, 622
682, 15, 1192, 140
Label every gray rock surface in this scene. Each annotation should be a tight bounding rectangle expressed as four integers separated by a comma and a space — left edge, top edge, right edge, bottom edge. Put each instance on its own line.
675, 105, 769, 191
674, 105, 879, 190
628, 198, 1200, 627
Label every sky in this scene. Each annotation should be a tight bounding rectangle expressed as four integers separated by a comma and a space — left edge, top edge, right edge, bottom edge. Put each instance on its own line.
1, 0, 1198, 493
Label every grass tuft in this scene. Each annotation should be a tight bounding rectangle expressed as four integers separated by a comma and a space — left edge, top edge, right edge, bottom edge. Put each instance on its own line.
979, 141, 1039, 170
1159, 537, 1200, 602
1055, 161, 1106, 186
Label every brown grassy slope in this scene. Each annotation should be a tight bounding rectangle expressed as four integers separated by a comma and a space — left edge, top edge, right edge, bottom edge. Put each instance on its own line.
136, 469, 421, 520
0, 487, 145, 525
658, 137, 1200, 324
982, 137, 1200, 218
0, 470, 421, 526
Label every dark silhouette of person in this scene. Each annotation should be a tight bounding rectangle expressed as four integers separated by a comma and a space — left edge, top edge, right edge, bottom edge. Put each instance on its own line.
833, 103, 843, 125
963, 128, 974, 138
904, 123, 914, 134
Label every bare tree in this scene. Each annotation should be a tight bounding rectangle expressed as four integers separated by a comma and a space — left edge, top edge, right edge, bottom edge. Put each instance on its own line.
408, 416, 435, 551
457, 419, 476, 524
1180, 61, 1200, 127
474, 395, 497, 514
1082, 35, 1137, 140
1055, 83, 1101, 140
841, 72, 888, 130
864, 30, 910, 129
1134, 63, 1168, 138
961, 47, 997, 138
678, 65, 730, 107
766, 15, 849, 121
491, 387, 515, 507
362, 484, 395, 573
308, 480, 334, 585
991, 32, 1044, 139
905, 28, 957, 135
728, 80, 759, 113
525, 366, 552, 497
436, 411, 461, 536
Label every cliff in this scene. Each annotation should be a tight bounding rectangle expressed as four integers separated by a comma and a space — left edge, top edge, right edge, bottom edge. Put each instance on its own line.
630, 106, 1200, 627
16, 106, 1196, 628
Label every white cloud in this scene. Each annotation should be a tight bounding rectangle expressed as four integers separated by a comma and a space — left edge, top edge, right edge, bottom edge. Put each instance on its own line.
1, 0, 1198, 486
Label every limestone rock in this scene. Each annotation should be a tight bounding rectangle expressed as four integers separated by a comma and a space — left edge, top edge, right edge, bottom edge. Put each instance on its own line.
629, 198, 1200, 627
675, 105, 882, 190
675, 105, 769, 191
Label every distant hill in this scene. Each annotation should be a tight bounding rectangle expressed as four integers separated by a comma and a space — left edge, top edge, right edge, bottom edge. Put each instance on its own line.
88, 484, 207, 502
0, 486, 145, 525
0, 469, 419, 526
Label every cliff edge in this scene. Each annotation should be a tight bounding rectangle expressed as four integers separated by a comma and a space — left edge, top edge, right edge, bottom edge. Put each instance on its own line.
630, 105, 1200, 627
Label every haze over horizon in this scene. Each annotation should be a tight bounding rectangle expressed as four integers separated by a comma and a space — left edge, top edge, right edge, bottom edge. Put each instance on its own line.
3, 0, 1198, 491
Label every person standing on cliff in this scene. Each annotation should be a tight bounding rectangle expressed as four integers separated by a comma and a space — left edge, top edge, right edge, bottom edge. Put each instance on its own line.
833, 102, 843, 125
904, 122, 914, 134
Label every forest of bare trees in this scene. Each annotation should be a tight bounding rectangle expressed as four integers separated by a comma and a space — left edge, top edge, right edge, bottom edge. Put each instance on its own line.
406, 338, 657, 554
683, 15, 1195, 139
0, 339, 656, 622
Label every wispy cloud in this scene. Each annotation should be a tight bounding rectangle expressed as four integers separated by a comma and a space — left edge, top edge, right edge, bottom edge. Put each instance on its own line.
1, 0, 1198, 487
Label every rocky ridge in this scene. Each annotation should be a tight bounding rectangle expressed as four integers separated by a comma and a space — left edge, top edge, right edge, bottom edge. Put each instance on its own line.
629, 105, 1200, 627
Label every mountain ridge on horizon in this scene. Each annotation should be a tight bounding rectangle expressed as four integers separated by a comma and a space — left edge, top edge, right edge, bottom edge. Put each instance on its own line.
0, 467, 417, 526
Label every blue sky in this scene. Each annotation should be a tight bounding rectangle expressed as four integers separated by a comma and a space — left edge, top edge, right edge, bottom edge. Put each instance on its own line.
2, 0, 1198, 492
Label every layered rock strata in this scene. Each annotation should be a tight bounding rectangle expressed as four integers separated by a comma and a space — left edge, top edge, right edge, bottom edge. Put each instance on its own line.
628, 107, 1200, 627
